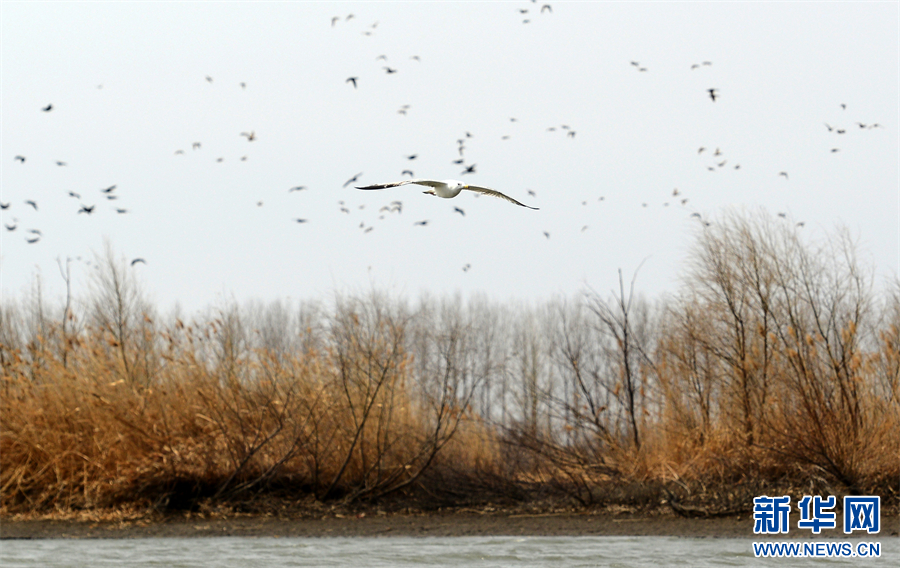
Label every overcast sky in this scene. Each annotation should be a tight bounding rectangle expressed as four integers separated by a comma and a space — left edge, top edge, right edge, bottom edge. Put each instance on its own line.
2, 1, 897, 313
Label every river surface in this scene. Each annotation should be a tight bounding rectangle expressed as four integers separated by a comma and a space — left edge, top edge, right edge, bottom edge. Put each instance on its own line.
1, 536, 896, 567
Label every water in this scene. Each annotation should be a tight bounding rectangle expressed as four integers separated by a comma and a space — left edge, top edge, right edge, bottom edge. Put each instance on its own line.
1, 536, 896, 567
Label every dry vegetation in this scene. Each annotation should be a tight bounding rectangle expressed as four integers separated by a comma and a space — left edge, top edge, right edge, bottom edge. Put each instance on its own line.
2, 211, 898, 519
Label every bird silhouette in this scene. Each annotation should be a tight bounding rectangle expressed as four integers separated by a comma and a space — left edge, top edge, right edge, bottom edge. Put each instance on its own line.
14, 155, 25, 163
346, 77, 358, 88
406, 154, 417, 160
101, 185, 117, 193
130, 258, 146, 266
0, 202, 9, 209
708, 88, 718, 102
240, 131, 256, 141
383, 67, 397, 74
541, 4, 552, 13
460, 164, 477, 175
295, 218, 309, 223
4, 224, 15, 231
42, 104, 52, 112
78, 204, 95, 214
453, 207, 465, 216
25, 200, 37, 210
402, 170, 414, 177
289, 186, 307, 192
26, 236, 40, 244
414, 220, 429, 226
358, 179, 539, 209
56, 161, 67, 166
778, 172, 789, 179
193, 142, 201, 150
343, 172, 363, 188
115, 208, 128, 214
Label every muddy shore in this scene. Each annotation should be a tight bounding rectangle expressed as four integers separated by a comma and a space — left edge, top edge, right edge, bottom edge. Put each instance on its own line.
4, 510, 896, 539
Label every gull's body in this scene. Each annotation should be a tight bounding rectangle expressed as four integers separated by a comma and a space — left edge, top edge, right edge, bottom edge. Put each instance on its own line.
356, 179, 538, 210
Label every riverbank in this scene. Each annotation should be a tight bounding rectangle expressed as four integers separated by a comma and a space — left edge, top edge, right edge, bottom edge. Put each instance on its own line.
4, 508, 897, 539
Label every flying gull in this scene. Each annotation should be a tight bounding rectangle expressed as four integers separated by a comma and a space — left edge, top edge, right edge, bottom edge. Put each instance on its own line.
356, 179, 538, 209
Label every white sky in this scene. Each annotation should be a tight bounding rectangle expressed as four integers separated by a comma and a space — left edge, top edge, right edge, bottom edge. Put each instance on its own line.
2, 1, 898, 313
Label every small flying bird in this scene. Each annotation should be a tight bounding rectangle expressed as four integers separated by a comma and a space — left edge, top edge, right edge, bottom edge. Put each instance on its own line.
691, 64, 700, 70
713, 148, 722, 156
357, 179, 538, 209
672, 188, 680, 196
779, 172, 789, 179
5, 224, 15, 231
414, 220, 429, 226
101, 185, 117, 193
402, 170, 414, 177
796, 222, 805, 228
175, 149, 185, 155
778, 212, 787, 218
410, 55, 420, 61
289, 186, 307, 192
836, 129, 845, 134
453, 207, 465, 216
28, 229, 42, 236
240, 131, 256, 141
193, 142, 201, 150
295, 218, 309, 223
824, 123, 833, 132
0, 202, 9, 209
14, 155, 25, 163
734, 164, 741, 170
630, 61, 640, 67
462, 264, 471, 272
840, 103, 846, 110
343, 172, 363, 188
702, 61, 712, 66
406, 154, 417, 160
717, 160, 727, 167
708, 88, 718, 102
831, 148, 840, 153
581, 225, 589, 232
567, 131, 576, 138
56, 161, 67, 166
130, 258, 146, 266
690, 213, 702, 219
241, 156, 248, 161
698, 147, 705, 154
452, 158, 464, 165
78, 204, 95, 214
115, 208, 128, 214
68, 192, 80, 198
460, 163, 477, 175
26, 236, 40, 244
240, 82, 246, 89
346, 77, 358, 88
331, 16, 339, 26
527, 190, 536, 197
42, 104, 53, 112
205, 76, 213, 83
106, 194, 118, 200
216, 157, 224, 162
541, 4, 552, 13
383, 66, 397, 74
25, 200, 37, 210
543, 231, 550, 239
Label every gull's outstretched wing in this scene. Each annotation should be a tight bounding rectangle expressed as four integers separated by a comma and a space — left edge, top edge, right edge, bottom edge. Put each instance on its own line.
356, 179, 442, 190
464, 184, 539, 209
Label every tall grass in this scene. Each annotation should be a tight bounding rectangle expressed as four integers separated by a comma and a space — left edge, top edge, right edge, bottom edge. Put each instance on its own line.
2, 210, 897, 515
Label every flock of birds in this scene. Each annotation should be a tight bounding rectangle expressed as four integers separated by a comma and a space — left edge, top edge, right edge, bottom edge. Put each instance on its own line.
2, 3, 886, 276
